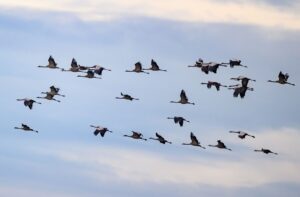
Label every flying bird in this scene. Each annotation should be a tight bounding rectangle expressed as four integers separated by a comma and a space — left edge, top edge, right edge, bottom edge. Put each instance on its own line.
38, 55, 60, 69
230, 76, 256, 87
126, 62, 149, 74
170, 90, 195, 105
143, 59, 167, 72
167, 116, 190, 127
90, 125, 112, 137
221, 59, 247, 68
182, 132, 205, 149
188, 59, 210, 74
16, 98, 41, 110
254, 148, 278, 155
14, 124, 38, 133
207, 62, 227, 74
41, 86, 65, 97
37, 92, 61, 102
116, 92, 139, 101
124, 131, 147, 141
201, 81, 227, 91
268, 71, 295, 86
208, 140, 232, 151
229, 130, 255, 139
228, 85, 254, 98
149, 132, 172, 144
92, 65, 112, 76
61, 58, 84, 72
77, 70, 101, 79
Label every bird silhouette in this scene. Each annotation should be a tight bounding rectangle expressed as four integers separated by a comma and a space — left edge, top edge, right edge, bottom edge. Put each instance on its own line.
149, 132, 172, 144
124, 131, 147, 141
77, 70, 101, 79
126, 62, 149, 74
14, 124, 38, 133
17, 98, 41, 110
208, 140, 232, 151
201, 81, 227, 91
221, 59, 247, 68
170, 90, 195, 105
268, 71, 295, 86
229, 130, 255, 139
182, 132, 205, 149
167, 116, 190, 127
143, 59, 167, 72
254, 148, 278, 155
116, 92, 139, 101
90, 125, 112, 137
38, 55, 60, 69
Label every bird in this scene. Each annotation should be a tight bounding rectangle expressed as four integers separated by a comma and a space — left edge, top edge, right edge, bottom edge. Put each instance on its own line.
90, 125, 112, 137
228, 85, 254, 98
254, 148, 278, 155
116, 92, 139, 101
38, 55, 60, 69
77, 70, 101, 79
61, 58, 84, 72
78, 65, 97, 71
37, 92, 61, 102
167, 116, 190, 127
188, 59, 210, 74
14, 124, 38, 133
229, 130, 255, 139
221, 59, 247, 68
149, 132, 172, 144
208, 140, 232, 151
268, 71, 295, 86
230, 76, 256, 87
182, 132, 205, 149
124, 131, 147, 141
41, 86, 65, 97
170, 90, 195, 105
16, 98, 41, 110
207, 62, 227, 74
201, 81, 227, 91
92, 65, 112, 76
143, 59, 167, 72
126, 62, 149, 74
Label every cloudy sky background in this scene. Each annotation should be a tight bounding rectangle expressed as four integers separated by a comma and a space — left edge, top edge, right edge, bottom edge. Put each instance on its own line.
1, 0, 300, 196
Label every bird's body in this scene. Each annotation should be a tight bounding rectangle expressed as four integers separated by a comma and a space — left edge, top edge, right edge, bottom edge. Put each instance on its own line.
222, 59, 247, 68
37, 92, 61, 102
92, 65, 112, 76
268, 71, 295, 86
77, 70, 101, 79
143, 59, 167, 72
126, 62, 149, 74
17, 98, 41, 109
124, 131, 147, 141
229, 131, 255, 139
167, 116, 189, 127
170, 90, 195, 105
149, 133, 172, 144
255, 148, 278, 155
90, 125, 112, 137
116, 92, 139, 101
209, 140, 232, 151
201, 81, 227, 91
182, 132, 205, 149
14, 124, 38, 133
38, 55, 60, 69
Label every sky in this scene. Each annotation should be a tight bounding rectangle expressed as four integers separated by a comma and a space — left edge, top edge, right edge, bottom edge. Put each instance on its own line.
0, 0, 300, 196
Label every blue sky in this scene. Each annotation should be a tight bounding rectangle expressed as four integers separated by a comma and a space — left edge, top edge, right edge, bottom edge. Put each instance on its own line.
1, 1, 300, 196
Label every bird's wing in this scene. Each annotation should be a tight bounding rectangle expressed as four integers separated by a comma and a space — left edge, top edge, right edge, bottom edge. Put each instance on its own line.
156, 132, 163, 139
179, 119, 184, 127
87, 70, 94, 77
278, 71, 285, 80
190, 132, 199, 144
151, 59, 159, 69
48, 56, 56, 66
135, 62, 142, 70
71, 58, 78, 68
180, 90, 188, 101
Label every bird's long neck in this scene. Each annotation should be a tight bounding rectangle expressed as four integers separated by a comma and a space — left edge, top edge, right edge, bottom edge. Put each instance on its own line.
268, 80, 277, 83
182, 143, 190, 145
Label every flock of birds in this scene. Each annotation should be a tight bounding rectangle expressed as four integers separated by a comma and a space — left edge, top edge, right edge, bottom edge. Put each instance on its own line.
14, 56, 297, 155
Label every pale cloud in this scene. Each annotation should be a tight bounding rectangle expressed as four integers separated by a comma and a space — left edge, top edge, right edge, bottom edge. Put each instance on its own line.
29, 128, 300, 188
0, 0, 300, 30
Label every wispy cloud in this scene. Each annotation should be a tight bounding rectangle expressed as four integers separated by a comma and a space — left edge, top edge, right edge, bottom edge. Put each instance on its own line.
0, 0, 300, 30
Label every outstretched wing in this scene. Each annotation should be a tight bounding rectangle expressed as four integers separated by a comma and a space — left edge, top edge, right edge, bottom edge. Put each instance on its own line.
151, 59, 159, 70
71, 58, 78, 68
190, 132, 199, 144
278, 71, 285, 81
180, 90, 188, 101
48, 56, 57, 66
135, 62, 142, 70
155, 132, 163, 139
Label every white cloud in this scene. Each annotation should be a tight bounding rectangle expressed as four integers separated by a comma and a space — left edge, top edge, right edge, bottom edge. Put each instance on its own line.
29, 127, 300, 188
0, 0, 300, 30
